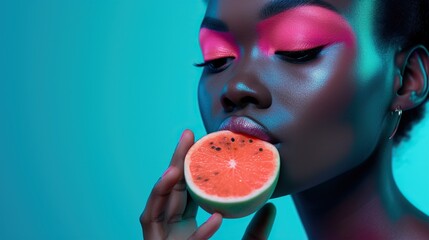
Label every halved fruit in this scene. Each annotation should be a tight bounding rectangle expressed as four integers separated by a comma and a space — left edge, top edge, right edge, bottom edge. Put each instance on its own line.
184, 130, 280, 218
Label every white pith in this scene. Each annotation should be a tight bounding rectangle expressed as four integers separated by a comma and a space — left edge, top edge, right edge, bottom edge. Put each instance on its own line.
228, 159, 237, 169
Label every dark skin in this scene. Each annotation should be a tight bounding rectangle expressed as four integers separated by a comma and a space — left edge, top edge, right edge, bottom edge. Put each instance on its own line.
142, 0, 429, 239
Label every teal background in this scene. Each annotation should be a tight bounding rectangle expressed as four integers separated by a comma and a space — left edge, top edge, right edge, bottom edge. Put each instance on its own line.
0, 1, 427, 239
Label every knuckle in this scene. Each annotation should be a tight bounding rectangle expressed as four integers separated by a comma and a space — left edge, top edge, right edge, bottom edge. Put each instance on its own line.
140, 211, 166, 226
167, 213, 183, 224
139, 209, 166, 225
153, 211, 166, 223
152, 182, 171, 197
173, 178, 187, 192
139, 211, 150, 225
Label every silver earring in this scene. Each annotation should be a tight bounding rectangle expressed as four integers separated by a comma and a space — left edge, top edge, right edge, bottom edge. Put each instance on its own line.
389, 106, 403, 140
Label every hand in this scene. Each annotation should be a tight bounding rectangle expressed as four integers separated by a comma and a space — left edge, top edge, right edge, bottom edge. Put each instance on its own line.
141, 129, 277, 240
141, 130, 223, 240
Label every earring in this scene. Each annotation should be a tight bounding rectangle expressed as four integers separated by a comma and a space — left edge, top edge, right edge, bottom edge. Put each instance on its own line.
389, 106, 403, 140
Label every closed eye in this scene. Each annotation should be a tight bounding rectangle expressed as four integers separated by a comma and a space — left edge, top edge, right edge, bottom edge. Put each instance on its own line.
194, 57, 235, 73
275, 46, 324, 64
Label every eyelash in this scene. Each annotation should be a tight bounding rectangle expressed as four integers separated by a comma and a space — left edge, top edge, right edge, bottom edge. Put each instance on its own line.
275, 46, 325, 63
194, 45, 324, 72
194, 57, 235, 73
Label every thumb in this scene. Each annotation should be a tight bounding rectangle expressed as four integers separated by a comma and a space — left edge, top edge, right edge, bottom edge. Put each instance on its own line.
242, 203, 276, 240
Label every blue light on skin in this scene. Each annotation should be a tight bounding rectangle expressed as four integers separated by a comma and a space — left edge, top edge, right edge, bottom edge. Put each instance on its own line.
237, 82, 257, 94
349, 0, 384, 82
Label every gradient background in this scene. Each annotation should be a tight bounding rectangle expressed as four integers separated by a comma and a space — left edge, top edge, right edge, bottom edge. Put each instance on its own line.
0, 1, 428, 239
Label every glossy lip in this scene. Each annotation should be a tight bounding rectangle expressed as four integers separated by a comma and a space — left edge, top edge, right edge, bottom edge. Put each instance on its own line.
218, 116, 279, 144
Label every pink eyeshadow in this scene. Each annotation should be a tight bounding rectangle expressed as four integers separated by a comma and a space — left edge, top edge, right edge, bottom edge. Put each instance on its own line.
257, 6, 356, 55
199, 28, 239, 61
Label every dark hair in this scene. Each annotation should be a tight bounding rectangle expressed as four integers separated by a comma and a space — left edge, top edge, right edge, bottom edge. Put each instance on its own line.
377, 0, 429, 144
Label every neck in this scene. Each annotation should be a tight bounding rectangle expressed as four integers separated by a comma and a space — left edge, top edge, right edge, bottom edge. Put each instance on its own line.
292, 139, 420, 239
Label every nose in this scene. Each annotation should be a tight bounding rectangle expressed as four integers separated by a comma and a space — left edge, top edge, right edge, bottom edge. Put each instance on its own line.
221, 69, 272, 112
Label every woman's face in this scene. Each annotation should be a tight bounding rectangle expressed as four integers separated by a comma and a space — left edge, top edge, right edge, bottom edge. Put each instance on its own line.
198, 0, 396, 197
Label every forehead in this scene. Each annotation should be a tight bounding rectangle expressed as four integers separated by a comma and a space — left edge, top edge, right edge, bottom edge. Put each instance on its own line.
203, 0, 382, 48
204, 0, 364, 23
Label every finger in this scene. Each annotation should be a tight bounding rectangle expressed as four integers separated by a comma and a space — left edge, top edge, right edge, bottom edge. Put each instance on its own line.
166, 181, 200, 223
243, 203, 276, 240
140, 167, 181, 238
170, 129, 194, 169
165, 177, 188, 223
165, 130, 195, 222
189, 213, 223, 240
182, 192, 198, 219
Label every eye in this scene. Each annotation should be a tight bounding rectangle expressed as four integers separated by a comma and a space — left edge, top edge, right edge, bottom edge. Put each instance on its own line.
194, 57, 235, 73
275, 46, 324, 64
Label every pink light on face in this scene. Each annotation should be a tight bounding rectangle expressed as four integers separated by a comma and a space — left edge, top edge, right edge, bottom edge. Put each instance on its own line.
199, 28, 239, 61
257, 6, 356, 55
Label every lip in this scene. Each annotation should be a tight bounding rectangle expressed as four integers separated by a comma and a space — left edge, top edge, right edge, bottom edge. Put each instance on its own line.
218, 116, 278, 144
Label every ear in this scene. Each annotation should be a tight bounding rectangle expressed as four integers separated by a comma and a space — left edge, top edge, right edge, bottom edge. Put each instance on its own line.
391, 45, 429, 111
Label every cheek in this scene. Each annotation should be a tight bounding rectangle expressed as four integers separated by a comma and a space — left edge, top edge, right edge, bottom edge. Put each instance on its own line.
198, 76, 224, 131
346, 55, 394, 166
272, 43, 357, 118
272, 45, 361, 193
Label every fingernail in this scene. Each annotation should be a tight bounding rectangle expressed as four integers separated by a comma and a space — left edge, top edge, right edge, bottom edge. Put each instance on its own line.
162, 167, 172, 178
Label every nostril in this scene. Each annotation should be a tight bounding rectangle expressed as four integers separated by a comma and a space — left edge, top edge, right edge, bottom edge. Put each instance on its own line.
240, 96, 259, 106
222, 97, 236, 112
222, 95, 261, 112
220, 76, 272, 111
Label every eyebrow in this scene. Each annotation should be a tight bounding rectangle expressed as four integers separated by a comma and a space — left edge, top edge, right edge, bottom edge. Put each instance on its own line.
200, 0, 338, 31
201, 17, 229, 32
260, 0, 339, 20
